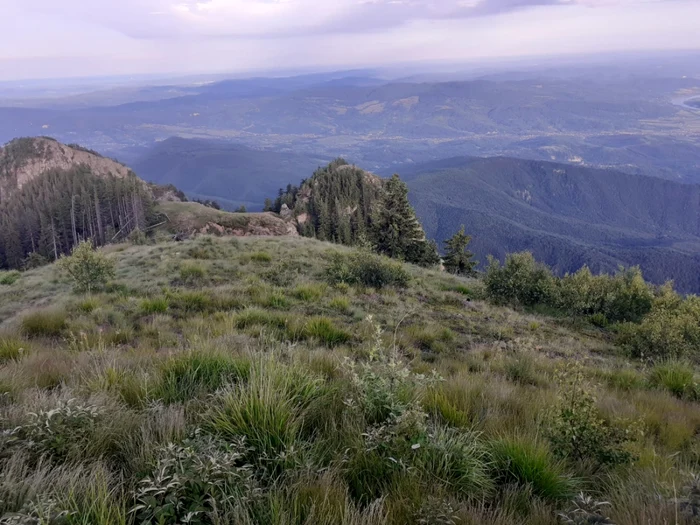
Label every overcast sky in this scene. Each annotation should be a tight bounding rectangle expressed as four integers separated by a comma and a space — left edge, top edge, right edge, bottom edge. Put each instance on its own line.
1, 0, 699, 81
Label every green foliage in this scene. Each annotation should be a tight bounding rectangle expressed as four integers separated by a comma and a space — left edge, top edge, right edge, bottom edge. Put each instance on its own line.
140, 296, 170, 315
546, 362, 635, 467
303, 317, 351, 347
0, 161, 154, 271
2, 399, 106, 463
373, 174, 439, 267
647, 361, 697, 400
179, 262, 207, 286
491, 437, 575, 501
556, 266, 653, 323
206, 359, 321, 464
22, 252, 49, 270
131, 435, 258, 525
442, 225, 477, 276
325, 250, 410, 289
57, 241, 116, 293
0, 270, 21, 286
235, 205, 247, 213
249, 251, 272, 263
617, 288, 700, 361
293, 283, 325, 302
127, 227, 147, 245
21, 308, 68, 338
0, 335, 27, 363
485, 252, 556, 307
156, 351, 251, 403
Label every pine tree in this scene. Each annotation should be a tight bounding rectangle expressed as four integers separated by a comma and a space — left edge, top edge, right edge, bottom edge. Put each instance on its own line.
443, 225, 477, 276
373, 174, 439, 267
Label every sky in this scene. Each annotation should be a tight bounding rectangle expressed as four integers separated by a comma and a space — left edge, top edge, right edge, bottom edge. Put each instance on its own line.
1, 0, 699, 81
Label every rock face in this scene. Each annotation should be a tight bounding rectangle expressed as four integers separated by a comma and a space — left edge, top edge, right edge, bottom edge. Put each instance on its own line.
0, 137, 132, 200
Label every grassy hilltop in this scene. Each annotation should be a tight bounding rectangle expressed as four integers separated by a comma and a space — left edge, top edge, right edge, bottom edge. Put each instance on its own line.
0, 235, 699, 524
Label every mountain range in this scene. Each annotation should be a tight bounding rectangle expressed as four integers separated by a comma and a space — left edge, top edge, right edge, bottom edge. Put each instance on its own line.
398, 156, 700, 292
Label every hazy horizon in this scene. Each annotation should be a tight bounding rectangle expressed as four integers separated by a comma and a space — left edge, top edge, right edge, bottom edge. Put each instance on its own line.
2, 0, 700, 81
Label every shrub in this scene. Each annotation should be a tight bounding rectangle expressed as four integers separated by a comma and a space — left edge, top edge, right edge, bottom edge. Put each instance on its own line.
156, 351, 251, 403
22, 251, 49, 270
303, 317, 352, 347
647, 361, 697, 399
491, 437, 575, 502
556, 266, 653, 323
0, 336, 27, 364
546, 362, 635, 467
325, 250, 410, 289
131, 435, 258, 525
484, 252, 555, 307
179, 262, 207, 285
127, 227, 147, 245
2, 399, 106, 463
57, 241, 116, 293
21, 309, 68, 338
617, 292, 700, 361
0, 270, 21, 286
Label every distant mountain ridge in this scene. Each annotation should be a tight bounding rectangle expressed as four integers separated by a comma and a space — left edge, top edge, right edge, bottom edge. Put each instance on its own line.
400, 156, 700, 292
0, 137, 132, 201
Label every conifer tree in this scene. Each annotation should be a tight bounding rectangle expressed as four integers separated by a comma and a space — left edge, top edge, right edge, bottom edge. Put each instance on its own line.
443, 225, 478, 276
373, 174, 439, 267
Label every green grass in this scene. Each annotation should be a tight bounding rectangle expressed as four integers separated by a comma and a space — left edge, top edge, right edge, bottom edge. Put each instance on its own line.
303, 317, 352, 347
0, 270, 21, 285
0, 335, 27, 363
21, 308, 68, 338
0, 235, 697, 525
155, 350, 251, 403
491, 437, 576, 502
648, 361, 697, 399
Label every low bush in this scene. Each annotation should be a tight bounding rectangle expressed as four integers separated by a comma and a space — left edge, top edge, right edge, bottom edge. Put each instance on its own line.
57, 241, 115, 293
484, 252, 555, 307
617, 291, 700, 361
131, 435, 258, 524
556, 266, 653, 323
21, 309, 68, 338
325, 250, 410, 289
547, 362, 635, 467
2, 399, 106, 463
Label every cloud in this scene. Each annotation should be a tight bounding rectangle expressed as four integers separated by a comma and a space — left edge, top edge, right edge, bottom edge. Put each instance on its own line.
17, 0, 674, 40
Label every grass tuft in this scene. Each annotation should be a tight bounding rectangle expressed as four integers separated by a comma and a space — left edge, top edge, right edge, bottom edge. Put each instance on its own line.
21, 309, 68, 338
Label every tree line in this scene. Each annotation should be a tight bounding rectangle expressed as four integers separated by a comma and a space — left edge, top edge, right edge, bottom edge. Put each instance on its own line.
0, 166, 155, 270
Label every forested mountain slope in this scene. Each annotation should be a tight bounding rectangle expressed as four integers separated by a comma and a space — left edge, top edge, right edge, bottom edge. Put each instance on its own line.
129, 137, 329, 211
401, 156, 700, 291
